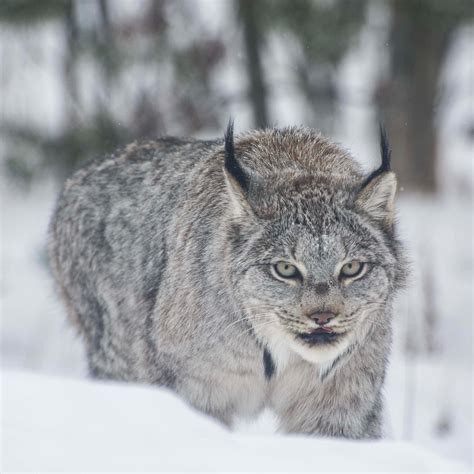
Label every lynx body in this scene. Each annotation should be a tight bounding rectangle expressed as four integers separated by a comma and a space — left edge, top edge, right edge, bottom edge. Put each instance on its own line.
49, 126, 406, 438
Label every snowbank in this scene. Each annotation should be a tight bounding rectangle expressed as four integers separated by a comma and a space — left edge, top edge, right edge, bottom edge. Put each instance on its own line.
2, 370, 469, 472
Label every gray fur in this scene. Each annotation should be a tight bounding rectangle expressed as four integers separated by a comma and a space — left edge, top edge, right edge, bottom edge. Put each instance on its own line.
49, 127, 406, 438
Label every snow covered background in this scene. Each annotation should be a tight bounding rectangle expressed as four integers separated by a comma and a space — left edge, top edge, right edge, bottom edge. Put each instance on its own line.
1, 1, 473, 471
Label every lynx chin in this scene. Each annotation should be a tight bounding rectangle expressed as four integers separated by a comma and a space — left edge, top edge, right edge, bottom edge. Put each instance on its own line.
49, 122, 407, 438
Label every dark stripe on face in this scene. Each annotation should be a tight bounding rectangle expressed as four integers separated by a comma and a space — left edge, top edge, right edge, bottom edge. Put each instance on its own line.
263, 347, 275, 380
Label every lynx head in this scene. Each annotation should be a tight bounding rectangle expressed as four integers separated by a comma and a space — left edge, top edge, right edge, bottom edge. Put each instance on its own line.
223, 122, 406, 366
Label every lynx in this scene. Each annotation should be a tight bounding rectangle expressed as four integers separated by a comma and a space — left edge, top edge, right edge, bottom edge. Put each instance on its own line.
49, 123, 406, 438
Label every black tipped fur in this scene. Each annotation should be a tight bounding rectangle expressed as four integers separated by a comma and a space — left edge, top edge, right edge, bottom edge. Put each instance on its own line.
224, 119, 249, 192
263, 348, 275, 380
361, 125, 392, 188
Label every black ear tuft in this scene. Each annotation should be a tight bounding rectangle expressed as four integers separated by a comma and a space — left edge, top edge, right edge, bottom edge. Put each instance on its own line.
379, 123, 391, 173
361, 124, 392, 188
224, 118, 235, 162
224, 119, 249, 192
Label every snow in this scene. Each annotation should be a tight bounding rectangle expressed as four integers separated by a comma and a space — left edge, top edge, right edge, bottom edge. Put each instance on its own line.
1, 180, 86, 377
2, 369, 469, 472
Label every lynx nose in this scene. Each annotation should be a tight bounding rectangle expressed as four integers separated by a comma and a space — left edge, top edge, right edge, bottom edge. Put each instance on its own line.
306, 311, 336, 325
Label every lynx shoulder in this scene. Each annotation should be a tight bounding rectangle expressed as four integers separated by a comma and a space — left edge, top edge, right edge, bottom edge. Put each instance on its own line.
49, 124, 406, 438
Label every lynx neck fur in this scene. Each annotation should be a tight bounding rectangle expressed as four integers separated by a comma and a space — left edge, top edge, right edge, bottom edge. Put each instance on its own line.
49, 123, 406, 438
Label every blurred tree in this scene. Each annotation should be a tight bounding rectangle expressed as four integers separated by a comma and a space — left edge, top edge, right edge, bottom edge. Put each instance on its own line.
6, 0, 469, 193
0, 0, 227, 182
377, 0, 473, 193
0, 0, 70, 22
0, 0, 132, 181
63, 0, 79, 127
236, 0, 367, 132
237, 0, 269, 128
267, 0, 367, 132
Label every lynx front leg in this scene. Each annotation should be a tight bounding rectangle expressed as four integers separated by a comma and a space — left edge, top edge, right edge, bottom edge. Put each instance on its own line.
175, 363, 268, 428
270, 356, 384, 439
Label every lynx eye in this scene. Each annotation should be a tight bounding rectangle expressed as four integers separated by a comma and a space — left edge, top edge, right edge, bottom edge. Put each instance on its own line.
273, 261, 300, 279
340, 260, 365, 279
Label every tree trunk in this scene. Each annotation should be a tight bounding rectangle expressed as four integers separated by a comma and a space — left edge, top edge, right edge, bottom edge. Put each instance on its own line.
378, 0, 453, 193
237, 0, 269, 128
64, 0, 79, 127
97, 0, 114, 106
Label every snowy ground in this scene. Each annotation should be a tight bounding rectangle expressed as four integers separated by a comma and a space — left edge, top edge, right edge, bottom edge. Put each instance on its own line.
2, 370, 470, 472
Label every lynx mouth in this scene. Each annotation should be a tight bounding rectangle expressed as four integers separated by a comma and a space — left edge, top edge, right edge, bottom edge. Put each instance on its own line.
297, 328, 344, 345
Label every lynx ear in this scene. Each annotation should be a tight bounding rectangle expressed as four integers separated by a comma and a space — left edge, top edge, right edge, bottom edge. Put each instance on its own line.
355, 126, 397, 227
223, 120, 253, 215
355, 172, 397, 226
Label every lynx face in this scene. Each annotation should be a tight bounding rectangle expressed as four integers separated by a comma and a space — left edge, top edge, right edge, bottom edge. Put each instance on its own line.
236, 198, 397, 365
223, 125, 403, 366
